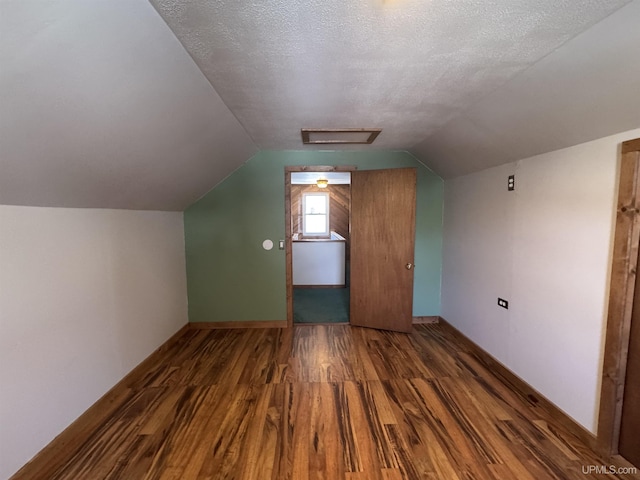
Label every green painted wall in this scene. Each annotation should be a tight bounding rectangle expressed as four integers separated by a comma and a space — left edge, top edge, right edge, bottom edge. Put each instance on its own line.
184, 150, 443, 322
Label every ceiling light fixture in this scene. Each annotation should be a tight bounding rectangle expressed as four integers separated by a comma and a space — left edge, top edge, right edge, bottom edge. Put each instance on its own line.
316, 179, 329, 188
301, 128, 382, 145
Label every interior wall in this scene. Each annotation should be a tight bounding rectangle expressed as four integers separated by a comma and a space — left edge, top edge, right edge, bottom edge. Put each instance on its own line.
184, 150, 444, 322
441, 128, 640, 433
0, 206, 188, 479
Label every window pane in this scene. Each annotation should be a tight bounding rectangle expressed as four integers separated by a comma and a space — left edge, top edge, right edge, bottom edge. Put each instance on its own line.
304, 195, 327, 214
305, 215, 327, 234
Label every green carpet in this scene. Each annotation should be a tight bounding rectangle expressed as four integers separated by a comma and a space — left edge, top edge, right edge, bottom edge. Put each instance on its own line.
293, 288, 350, 324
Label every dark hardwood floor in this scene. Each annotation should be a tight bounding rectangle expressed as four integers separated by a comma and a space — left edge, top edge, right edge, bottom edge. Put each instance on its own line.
14, 324, 639, 479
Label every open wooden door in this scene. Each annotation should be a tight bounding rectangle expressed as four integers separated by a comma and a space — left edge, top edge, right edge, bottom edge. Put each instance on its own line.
350, 168, 416, 333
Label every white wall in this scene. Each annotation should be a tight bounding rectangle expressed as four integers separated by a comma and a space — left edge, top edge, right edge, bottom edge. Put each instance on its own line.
441, 128, 640, 434
0, 206, 188, 479
292, 240, 346, 286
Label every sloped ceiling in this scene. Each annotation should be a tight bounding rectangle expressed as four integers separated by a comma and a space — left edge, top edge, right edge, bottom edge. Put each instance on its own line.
0, 0, 257, 211
1, 1, 639, 211
150, 0, 638, 175
412, 0, 640, 177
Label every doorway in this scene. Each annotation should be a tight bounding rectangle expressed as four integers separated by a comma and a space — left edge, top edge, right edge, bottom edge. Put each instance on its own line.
285, 166, 418, 332
289, 170, 351, 324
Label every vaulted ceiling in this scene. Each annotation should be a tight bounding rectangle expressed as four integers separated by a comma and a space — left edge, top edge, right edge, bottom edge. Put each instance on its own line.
1, 0, 639, 210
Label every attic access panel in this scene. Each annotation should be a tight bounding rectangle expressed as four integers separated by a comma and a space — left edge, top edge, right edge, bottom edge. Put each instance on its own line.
301, 128, 382, 145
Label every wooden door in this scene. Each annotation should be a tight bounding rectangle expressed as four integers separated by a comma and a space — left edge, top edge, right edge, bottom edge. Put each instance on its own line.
619, 238, 640, 467
350, 168, 416, 333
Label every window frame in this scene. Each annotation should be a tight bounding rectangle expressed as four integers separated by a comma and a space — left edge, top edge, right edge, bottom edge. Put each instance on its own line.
302, 192, 330, 237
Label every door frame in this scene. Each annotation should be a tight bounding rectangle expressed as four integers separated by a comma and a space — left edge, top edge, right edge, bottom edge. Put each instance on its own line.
284, 165, 357, 328
598, 138, 640, 457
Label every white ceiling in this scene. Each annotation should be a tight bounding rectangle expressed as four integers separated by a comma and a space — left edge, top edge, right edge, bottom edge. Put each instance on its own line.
1, 0, 639, 210
150, 0, 637, 160
291, 172, 351, 185
412, 0, 640, 177
0, 0, 256, 211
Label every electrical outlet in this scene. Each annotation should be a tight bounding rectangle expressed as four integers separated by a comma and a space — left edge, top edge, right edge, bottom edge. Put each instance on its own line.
497, 298, 509, 309
508, 175, 515, 191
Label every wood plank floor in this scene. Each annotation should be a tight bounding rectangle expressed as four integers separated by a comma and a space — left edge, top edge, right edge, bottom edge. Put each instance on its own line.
17, 324, 639, 480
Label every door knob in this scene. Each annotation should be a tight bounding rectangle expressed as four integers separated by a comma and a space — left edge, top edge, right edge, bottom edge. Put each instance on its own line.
405, 263, 414, 270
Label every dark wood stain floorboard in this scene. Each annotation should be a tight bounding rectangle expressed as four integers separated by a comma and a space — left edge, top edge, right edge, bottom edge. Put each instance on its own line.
15, 324, 639, 480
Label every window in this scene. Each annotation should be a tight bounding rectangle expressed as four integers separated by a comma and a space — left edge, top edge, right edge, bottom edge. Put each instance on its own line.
302, 192, 330, 236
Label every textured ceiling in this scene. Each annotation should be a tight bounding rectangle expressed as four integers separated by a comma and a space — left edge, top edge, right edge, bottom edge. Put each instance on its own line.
2, 1, 639, 211
150, 0, 633, 159
412, 0, 640, 177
